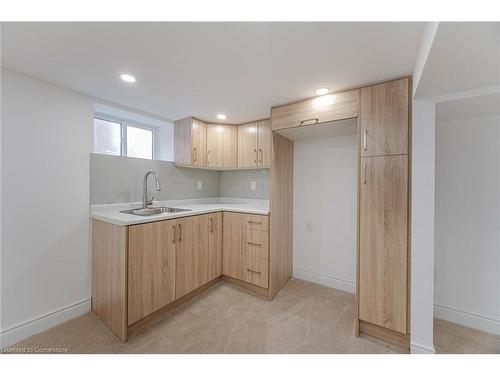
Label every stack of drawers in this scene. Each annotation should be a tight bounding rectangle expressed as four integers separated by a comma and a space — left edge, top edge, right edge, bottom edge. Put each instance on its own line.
242, 214, 269, 288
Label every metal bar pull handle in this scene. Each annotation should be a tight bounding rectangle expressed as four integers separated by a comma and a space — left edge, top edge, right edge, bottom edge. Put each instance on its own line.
207, 150, 210, 165
247, 242, 262, 247
299, 118, 319, 125
253, 149, 257, 165
247, 268, 261, 275
178, 224, 182, 242
247, 220, 262, 225
172, 225, 176, 243
210, 217, 214, 233
363, 163, 367, 185
192, 147, 197, 162
258, 149, 263, 164
363, 130, 367, 151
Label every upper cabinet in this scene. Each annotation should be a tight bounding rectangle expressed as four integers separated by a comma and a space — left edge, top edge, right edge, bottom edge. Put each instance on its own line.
360, 78, 409, 157
238, 119, 271, 168
257, 120, 271, 167
271, 90, 359, 131
206, 124, 238, 168
174, 117, 207, 167
175, 116, 270, 170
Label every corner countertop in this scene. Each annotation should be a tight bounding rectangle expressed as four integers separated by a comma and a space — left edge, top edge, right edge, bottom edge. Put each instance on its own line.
90, 197, 269, 226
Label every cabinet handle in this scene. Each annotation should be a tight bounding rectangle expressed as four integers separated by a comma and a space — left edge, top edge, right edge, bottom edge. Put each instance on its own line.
178, 224, 182, 242
247, 220, 262, 225
363, 130, 367, 151
247, 242, 262, 247
210, 217, 214, 233
172, 225, 176, 243
258, 149, 263, 164
253, 149, 257, 165
363, 163, 367, 185
207, 150, 210, 165
247, 268, 261, 275
299, 118, 319, 125
192, 147, 197, 162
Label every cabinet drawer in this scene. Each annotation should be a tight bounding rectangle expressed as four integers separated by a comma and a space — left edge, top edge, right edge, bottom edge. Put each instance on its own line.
243, 228, 269, 260
243, 256, 269, 288
243, 214, 268, 231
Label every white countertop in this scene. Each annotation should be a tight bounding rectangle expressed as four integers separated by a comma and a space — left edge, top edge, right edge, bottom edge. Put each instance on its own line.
90, 197, 269, 226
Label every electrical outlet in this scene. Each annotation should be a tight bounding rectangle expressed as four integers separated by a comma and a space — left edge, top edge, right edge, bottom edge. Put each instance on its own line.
306, 221, 312, 232
197, 181, 203, 190
250, 181, 256, 191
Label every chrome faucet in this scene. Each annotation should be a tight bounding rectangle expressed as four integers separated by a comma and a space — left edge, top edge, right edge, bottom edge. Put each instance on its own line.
143, 170, 161, 208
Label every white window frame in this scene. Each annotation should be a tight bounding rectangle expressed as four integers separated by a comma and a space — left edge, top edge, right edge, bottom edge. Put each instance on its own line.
94, 113, 157, 160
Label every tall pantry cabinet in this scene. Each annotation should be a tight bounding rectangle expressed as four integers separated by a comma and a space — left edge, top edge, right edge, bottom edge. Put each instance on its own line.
357, 77, 411, 348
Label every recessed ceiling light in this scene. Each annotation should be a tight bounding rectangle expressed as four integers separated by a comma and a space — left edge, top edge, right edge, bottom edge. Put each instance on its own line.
315, 88, 329, 96
120, 74, 136, 83
217, 114, 226, 120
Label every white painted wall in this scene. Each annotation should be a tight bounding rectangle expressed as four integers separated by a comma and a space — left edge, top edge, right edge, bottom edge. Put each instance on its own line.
434, 114, 500, 335
0, 70, 93, 347
410, 98, 437, 354
293, 135, 357, 293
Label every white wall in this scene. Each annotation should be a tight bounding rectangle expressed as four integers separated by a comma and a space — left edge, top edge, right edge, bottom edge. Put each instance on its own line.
292, 135, 357, 293
434, 114, 500, 335
0, 70, 93, 347
410, 98, 436, 354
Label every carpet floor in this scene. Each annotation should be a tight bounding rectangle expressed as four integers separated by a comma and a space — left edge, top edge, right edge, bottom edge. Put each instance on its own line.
7, 278, 500, 354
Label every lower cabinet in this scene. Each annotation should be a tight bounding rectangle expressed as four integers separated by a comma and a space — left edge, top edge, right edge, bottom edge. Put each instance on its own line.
222, 212, 244, 280
92, 211, 269, 342
242, 228, 269, 288
175, 215, 209, 298
223, 212, 269, 288
208, 212, 223, 280
128, 220, 176, 325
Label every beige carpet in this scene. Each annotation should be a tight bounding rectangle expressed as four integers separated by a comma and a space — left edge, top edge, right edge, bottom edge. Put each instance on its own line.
7, 279, 500, 354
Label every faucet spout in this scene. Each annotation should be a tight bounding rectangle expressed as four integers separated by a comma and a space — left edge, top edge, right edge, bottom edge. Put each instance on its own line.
143, 170, 161, 208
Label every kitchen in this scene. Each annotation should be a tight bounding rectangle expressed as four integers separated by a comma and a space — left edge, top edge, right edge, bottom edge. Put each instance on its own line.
1, 17, 499, 367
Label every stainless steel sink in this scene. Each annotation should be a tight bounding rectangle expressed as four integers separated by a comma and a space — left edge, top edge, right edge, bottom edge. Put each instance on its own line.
120, 207, 191, 216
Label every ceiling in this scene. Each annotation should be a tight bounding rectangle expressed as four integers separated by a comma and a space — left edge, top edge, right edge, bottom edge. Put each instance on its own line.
436, 93, 500, 122
415, 22, 500, 98
1, 22, 424, 123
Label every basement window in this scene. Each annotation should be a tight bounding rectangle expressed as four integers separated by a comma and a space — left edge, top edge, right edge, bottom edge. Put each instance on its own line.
93, 116, 155, 160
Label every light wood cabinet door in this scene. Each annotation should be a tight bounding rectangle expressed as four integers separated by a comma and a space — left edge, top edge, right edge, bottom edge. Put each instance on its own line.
208, 212, 223, 280
238, 122, 258, 168
128, 220, 176, 325
222, 212, 243, 280
175, 215, 209, 298
191, 118, 207, 166
257, 119, 271, 167
316, 90, 359, 123
360, 78, 409, 157
206, 124, 237, 168
271, 90, 358, 130
271, 99, 318, 130
359, 155, 408, 333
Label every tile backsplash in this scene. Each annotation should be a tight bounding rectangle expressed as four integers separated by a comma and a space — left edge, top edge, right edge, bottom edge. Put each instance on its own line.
90, 153, 270, 204
219, 169, 269, 199
90, 154, 220, 204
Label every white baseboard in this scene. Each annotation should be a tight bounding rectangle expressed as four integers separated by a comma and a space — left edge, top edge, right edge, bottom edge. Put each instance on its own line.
410, 341, 436, 354
293, 267, 355, 294
0, 298, 91, 349
434, 304, 500, 335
